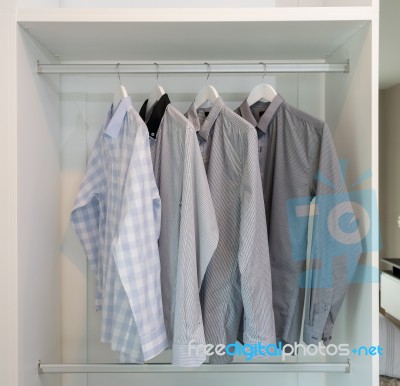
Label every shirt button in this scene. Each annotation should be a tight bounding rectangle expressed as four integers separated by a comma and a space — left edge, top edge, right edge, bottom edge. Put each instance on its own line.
323, 305, 328, 311
151, 133, 155, 137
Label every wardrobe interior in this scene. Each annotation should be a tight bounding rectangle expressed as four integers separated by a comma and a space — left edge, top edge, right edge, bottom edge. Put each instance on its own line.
13, 2, 378, 386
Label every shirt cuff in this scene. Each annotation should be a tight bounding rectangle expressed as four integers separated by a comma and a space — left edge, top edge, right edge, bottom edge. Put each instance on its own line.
303, 288, 334, 345
321, 319, 334, 345
208, 353, 234, 364
116, 350, 144, 364
245, 335, 277, 360
140, 323, 169, 361
303, 315, 331, 346
171, 342, 207, 367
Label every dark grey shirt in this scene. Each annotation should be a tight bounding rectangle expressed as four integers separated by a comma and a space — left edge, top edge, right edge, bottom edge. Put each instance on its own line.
186, 97, 275, 363
236, 95, 362, 346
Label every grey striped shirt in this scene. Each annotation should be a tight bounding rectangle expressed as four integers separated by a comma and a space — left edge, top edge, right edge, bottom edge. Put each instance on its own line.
140, 95, 219, 366
236, 95, 362, 346
186, 97, 276, 364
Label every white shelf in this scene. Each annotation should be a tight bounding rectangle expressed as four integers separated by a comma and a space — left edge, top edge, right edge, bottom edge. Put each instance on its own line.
17, 7, 374, 22
17, 8, 372, 61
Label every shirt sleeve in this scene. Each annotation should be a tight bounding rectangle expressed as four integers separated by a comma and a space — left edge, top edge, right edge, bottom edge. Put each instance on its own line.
238, 128, 276, 347
112, 121, 167, 361
70, 136, 105, 310
303, 123, 362, 345
171, 126, 219, 367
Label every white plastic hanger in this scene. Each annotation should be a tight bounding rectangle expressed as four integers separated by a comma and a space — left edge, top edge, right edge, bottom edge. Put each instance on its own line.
247, 62, 278, 106
113, 63, 128, 112
194, 63, 219, 107
146, 63, 166, 115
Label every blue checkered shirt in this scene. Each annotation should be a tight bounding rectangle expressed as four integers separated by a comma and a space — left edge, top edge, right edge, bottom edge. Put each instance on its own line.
71, 97, 168, 362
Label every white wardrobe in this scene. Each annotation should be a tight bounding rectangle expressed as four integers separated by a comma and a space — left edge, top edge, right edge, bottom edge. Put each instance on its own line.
1, 1, 379, 386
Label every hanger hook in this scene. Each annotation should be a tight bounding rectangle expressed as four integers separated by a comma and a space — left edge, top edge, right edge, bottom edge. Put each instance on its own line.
116, 63, 121, 85
205, 62, 211, 84
154, 62, 159, 85
260, 62, 267, 83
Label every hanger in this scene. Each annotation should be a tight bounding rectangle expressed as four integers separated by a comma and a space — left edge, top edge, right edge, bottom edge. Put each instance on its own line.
146, 63, 166, 115
247, 62, 277, 106
194, 63, 219, 108
113, 63, 128, 112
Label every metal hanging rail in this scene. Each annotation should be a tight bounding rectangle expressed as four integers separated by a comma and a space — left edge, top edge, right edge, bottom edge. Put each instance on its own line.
38, 360, 351, 374
36, 62, 350, 75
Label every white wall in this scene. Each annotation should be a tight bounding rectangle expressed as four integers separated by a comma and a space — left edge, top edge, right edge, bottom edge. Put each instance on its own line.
17, 25, 62, 386
325, 22, 379, 386
380, 84, 400, 260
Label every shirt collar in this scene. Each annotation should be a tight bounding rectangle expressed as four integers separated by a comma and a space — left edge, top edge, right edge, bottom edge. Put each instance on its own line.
239, 98, 258, 128
104, 96, 132, 138
239, 93, 284, 133
186, 97, 224, 141
139, 93, 171, 138
103, 104, 114, 131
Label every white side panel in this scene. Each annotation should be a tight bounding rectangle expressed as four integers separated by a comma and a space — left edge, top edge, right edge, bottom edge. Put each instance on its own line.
378, 89, 387, 267
0, 9, 11, 386
17, 27, 61, 386
325, 23, 379, 386
9, 4, 19, 386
